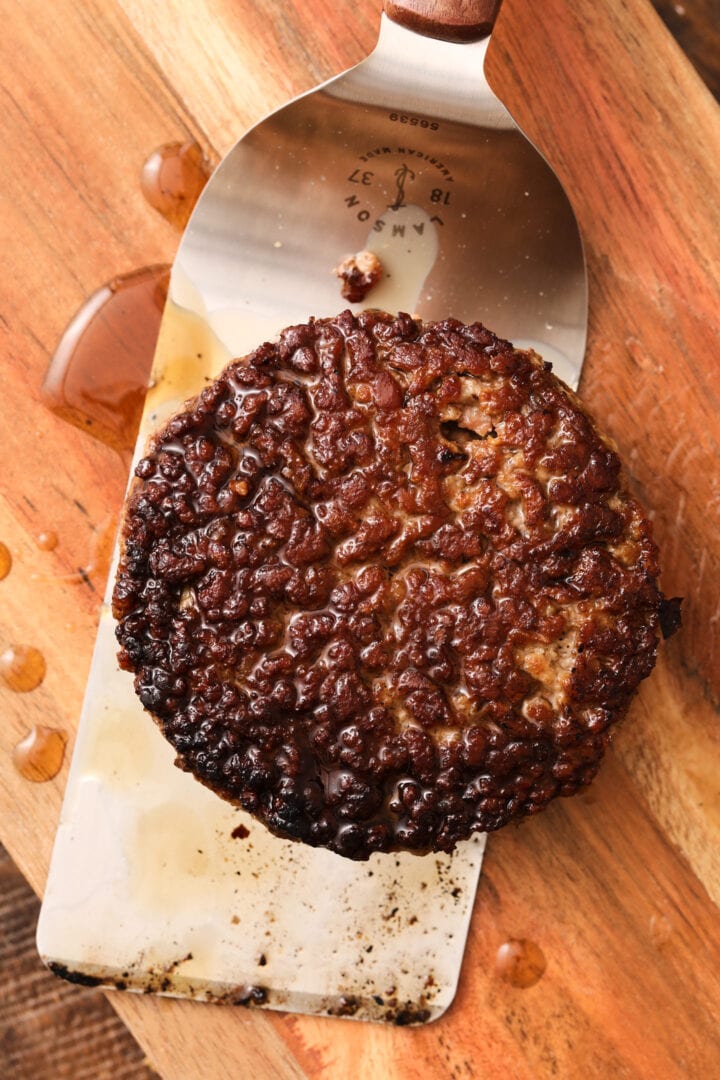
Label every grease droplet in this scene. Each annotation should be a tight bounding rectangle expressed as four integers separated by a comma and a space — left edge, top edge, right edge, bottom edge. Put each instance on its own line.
36, 531, 59, 551
12, 725, 67, 781
495, 938, 546, 988
0, 645, 47, 693
141, 141, 212, 230
41, 266, 170, 454
649, 913, 673, 948
28, 517, 118, 592
0, 542, 11, 580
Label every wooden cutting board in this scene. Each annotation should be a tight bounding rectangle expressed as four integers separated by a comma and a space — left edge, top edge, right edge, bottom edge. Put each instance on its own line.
1, 0, 719, 1076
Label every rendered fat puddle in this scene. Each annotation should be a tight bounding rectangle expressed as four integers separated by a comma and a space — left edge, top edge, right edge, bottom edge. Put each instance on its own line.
38, 288, 487, 1025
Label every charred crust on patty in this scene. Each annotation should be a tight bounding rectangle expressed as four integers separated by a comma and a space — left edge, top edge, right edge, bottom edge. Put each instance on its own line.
113, 310, 665, 860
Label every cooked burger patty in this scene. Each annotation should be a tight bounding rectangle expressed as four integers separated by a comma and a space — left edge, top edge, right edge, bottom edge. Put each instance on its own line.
113, 311, 663, 859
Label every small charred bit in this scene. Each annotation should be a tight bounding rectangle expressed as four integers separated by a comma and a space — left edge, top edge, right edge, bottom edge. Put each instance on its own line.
658, 596, 682, 639
47, 961, 105, 988
334, 250, 384, 302
113, 309, 669, 862
231, 985, 268, 1006
231, 823, 250, 840
393, 1005, 432, 1026
328, 994, 360, 1017
46, 958, 272, 1004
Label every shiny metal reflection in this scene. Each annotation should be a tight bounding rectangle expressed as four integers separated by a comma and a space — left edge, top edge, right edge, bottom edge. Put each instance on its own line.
176, 14, 587, 388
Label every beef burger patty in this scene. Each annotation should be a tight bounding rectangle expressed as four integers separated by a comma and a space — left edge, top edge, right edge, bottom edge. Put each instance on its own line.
113, 310, 664, 859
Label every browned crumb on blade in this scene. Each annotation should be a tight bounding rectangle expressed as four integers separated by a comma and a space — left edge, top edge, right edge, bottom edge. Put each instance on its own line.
113, 309, 667, 861
334, 250, 384, 303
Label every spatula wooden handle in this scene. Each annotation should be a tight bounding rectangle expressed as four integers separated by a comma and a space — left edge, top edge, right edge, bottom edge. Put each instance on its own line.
383, 0, 503, 42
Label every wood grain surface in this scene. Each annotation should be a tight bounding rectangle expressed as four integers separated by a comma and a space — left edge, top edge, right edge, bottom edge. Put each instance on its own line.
0, 844, 158, 1079
653, 0, 720, 100
1, 0, 719, 1077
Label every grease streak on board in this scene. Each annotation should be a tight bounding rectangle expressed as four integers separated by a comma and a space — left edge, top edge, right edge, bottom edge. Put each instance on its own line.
41, 266, 170, 455
64, 516, 118, 590
40, 142, 213, 458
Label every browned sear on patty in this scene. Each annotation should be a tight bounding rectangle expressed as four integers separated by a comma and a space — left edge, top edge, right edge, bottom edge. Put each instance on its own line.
113, 310, 664, 860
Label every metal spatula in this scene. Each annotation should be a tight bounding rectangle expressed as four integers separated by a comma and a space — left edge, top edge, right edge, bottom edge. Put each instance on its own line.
174, 0, 586, 388
38, 0, 587, 1024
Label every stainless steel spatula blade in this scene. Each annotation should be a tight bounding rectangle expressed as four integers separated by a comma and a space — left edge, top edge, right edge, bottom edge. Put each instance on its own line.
38, 0, 587, 1025
176, 1, 586, 386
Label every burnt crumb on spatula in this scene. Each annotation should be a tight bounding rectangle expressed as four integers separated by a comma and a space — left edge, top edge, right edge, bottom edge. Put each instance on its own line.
334, 250, 383, 303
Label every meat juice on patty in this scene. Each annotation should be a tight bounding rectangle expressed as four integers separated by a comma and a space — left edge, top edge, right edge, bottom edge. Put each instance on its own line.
113, 310, 665, 860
